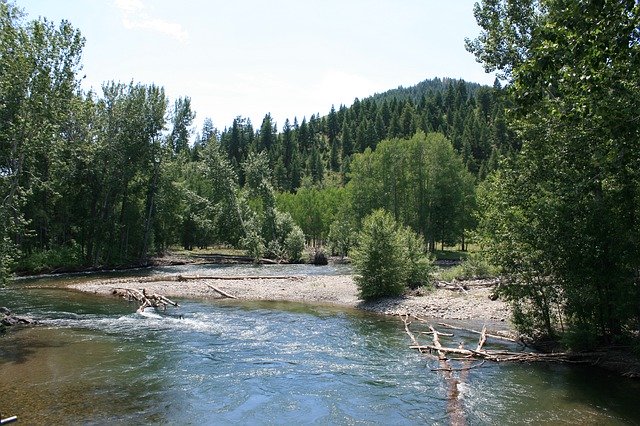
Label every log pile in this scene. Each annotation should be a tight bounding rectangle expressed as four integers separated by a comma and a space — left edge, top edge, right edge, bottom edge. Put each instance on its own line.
112, 288, 179, 314
401, 315, 595, 364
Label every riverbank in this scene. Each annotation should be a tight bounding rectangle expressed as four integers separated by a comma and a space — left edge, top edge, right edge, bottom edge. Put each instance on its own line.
70, 274, 511, 323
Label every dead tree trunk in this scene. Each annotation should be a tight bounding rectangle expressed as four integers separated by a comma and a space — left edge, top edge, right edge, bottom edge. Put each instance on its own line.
112, 288, 179, 313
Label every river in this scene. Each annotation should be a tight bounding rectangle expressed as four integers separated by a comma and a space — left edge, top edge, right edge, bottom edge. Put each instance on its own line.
1, 264, 639, 424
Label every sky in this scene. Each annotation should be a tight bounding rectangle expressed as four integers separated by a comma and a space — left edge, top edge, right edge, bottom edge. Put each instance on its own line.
19, 0, 494, 132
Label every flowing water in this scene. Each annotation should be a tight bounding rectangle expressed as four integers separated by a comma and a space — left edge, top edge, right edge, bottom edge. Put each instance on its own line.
1, 264, 639, 425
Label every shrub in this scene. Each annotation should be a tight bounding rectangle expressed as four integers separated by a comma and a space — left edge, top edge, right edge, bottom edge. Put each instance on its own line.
241, 216, 265, 263
15, 243, 83, 274
398, 226, 433, 289
327, 217, 356, 258
310, 247, 328, 265
283, 224, 305, 262
352, 210, 432, 300
439, 254, 497, 281
261, 209, 306, 262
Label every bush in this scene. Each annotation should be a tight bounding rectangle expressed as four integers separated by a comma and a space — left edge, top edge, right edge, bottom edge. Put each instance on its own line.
398, 227, 433, 289
439, 254, 497, 281
351, 210, 432, 300
15, 243, 83, 274
261, 209, 306, 262
310, 247, 328, 265
283, 224, 305, 262
241, 216, 265, 263
327, 217, 356, 258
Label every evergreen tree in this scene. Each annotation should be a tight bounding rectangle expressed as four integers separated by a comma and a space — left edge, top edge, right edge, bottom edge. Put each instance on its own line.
169, 97, 195, 155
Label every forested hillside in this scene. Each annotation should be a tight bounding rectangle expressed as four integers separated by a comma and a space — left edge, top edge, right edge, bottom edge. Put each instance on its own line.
215, 76, 516, 192
0, 2, 506, 279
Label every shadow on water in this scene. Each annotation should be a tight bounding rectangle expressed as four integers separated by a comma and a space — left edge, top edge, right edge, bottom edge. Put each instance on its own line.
562, 364, 640, 421
0, 331, 68, 365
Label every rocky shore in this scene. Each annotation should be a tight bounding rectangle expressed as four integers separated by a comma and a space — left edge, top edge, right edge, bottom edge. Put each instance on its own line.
71, 274, 511, 323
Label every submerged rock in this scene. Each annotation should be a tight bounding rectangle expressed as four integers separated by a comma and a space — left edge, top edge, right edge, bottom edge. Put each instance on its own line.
1, 307, 36, 327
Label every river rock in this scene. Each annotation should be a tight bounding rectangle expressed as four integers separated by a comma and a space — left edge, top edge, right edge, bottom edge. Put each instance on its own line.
1, 307, 36, 327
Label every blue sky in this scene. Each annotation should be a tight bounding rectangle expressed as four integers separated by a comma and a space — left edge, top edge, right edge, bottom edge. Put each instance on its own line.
19, 0, 494, 131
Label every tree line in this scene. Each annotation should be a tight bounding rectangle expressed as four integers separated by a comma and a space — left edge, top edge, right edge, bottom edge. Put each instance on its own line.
0, 3, 486, 279
4, 1, 637, 350
469, 0, 640, 345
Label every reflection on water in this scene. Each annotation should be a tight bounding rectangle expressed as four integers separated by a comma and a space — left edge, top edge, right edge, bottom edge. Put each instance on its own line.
1, 264, 640, 424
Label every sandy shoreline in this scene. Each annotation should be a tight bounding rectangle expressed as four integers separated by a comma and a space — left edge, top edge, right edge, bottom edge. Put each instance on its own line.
71, 273, 511, 324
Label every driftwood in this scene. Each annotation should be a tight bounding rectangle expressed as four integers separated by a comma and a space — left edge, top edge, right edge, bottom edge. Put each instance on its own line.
112, 288, 179, 313
205, 283, 237, 299
177, 275, 301, 281
437, 322, 518, 343
435, 279, 499, 292
408, 344, 594, 363
0, 415, 17, 425
402, 316, 594, 364
476, 325, 487, 352
399, 315, 466, 426
120, 274, 301, 283
400, 315, 425, 354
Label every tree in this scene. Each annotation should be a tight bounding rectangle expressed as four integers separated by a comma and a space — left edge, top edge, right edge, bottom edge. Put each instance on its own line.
169, 97, 195, 154
348, 132, 475, 250
469, 0, 640, 341
327, 214, 356, 258
351, 210, 407, 300
243, 152, 305, 262
0, 3, 85, 277
351, 209, 432, 301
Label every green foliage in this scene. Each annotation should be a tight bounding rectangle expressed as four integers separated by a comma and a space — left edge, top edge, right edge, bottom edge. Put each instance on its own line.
243, 152, 306, 262
15, 244, 84, 274
438, 254, 497, 282
264, 210, 305, 262
240, 215, 265, 263
469, 0, 640, 341
352, 210, 433, 300
0, 235, 15, 286
327, 215, 356, 258
276, 186, 346, 244
352, 210, 407, 300
398, 226, 434, 289
2, 2, 512, 279
348, 131, 476, 251
284, 225, 305, 263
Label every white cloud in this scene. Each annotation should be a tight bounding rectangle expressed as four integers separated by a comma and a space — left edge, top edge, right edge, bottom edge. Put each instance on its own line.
114, 0, 188, 43
114, 0, 144, 14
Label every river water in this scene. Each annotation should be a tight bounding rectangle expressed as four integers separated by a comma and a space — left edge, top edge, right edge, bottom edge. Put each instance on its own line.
1, 264, 639, 425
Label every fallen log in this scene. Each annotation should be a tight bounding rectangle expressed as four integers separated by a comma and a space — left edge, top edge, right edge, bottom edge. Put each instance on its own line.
476, 325, 487, 352
112, 288, 179, 313
408, 344, 594, 363
400, 314, 427, 354
117, 274, 302, 284
1, 415, 18, 425
429, 325, 447, 361
436, 322, 518, 343
205, 283, 237, 299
